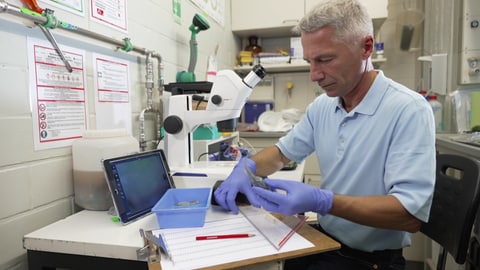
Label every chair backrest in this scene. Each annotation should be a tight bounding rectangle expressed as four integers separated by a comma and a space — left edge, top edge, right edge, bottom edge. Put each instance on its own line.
421, 153, 480, 267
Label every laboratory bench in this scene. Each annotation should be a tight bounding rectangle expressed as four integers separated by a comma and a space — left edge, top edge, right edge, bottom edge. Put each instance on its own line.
23, 207, 339, 270
23, 161, 341, 270
435, 133, 480, 160
239, 131, 286, 138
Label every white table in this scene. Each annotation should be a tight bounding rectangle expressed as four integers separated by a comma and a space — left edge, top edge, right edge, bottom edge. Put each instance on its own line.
171, 160, 305, 188
23, 162, 306, 270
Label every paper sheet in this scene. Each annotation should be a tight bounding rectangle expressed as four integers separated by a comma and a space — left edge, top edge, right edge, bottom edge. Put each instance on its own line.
153, 208, 314, 270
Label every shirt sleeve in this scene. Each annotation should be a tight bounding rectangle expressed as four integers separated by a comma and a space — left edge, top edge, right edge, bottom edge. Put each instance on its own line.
384, 98, 436, 222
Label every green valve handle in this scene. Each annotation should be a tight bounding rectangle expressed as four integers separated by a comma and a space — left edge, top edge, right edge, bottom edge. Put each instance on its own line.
20, 7, 42, 17
121, 38, 133, 52
42, 11, 59, 29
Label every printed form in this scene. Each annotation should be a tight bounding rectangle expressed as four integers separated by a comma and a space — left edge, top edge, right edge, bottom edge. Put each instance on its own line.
153, 206, 314, 270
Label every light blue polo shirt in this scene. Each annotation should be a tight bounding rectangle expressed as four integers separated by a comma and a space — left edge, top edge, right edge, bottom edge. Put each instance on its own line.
276, 71, 436, 252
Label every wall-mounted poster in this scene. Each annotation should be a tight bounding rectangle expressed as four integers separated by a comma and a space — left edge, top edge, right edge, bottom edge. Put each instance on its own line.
190, 0, 225, 26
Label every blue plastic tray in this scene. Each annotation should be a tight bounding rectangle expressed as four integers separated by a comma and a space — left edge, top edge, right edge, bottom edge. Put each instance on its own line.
152, 187, 212, 228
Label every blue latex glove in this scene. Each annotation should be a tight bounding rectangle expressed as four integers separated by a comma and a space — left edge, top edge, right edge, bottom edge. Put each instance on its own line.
253, 179, 334, 216
213, 158, 261, 214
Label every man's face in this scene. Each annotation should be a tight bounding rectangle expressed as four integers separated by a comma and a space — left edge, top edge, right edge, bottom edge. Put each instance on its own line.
302, 26, 366, 98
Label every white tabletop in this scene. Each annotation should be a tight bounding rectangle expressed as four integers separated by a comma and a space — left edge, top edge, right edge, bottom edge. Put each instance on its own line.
23, 162, 305, 261
23, 210, 158, 260
171, 160, 305, 186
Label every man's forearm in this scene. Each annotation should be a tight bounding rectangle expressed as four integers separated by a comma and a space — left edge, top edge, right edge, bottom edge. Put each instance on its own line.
329, 194, 422, 233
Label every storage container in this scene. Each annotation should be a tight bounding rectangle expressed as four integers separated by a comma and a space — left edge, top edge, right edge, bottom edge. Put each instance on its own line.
72, 129, 139, 211
243, 101, 274, 124
152, 187, 212, 228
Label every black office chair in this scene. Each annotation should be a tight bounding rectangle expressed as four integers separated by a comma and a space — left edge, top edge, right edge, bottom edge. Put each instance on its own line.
420, 153, 480, 270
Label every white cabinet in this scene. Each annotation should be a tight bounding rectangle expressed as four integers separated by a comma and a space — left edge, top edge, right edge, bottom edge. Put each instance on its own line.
360, 0, 388, 19
232, 0, 387, 38
304, 173, 321, 186
239, 132, 322, 188
304, 155, 321, 187
305, 0, 388, 19
231, 0, 305, 38
239, 133, 283, 154
231, 0, 388, 38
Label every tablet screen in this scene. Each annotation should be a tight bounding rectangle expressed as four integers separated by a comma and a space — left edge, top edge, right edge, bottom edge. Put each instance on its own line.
103, 150, 174, 224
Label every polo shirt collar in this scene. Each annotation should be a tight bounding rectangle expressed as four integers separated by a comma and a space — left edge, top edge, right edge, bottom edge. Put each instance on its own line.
335, 70, 388, 116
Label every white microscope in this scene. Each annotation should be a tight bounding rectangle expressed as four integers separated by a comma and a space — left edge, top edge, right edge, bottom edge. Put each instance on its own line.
163, 65, 266, 167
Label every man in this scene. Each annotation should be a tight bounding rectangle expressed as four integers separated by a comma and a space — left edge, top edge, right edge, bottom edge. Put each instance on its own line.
214, 0, 436, 269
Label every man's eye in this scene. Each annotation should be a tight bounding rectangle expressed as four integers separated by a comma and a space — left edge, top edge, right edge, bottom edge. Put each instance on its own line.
317, 57, 333, 63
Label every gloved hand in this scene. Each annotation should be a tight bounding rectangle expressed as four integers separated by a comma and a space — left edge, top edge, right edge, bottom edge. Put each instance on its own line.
213, 158, 261, 214
253, 179, 334, 216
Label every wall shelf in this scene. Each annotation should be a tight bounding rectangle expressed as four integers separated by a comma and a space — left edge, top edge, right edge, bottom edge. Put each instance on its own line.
234, 62, 310, 74
235, 58, 386, 73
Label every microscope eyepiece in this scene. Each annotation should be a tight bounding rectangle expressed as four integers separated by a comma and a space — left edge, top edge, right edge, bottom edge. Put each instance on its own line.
252, 64, 266, 79
243, 64, 266, 89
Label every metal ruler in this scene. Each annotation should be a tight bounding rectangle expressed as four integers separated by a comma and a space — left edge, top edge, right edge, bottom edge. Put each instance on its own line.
239, 205, 307, 250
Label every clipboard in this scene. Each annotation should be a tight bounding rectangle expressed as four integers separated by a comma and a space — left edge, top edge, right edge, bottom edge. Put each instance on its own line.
151, 206, 314, 269
239, 205, 307, 250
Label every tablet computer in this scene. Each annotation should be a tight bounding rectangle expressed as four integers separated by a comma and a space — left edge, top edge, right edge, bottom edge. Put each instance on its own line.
103, 149, 174, 225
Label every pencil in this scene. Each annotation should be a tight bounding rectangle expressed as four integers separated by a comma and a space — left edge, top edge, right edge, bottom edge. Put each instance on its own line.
195, 234, 255, 240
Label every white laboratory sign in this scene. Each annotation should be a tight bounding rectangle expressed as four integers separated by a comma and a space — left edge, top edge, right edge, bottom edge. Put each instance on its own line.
190, 0, 225, 26
39, 0, 85, 16
92, 53, 132, 132
27, 37, 87, 150
90, 0, 128, 32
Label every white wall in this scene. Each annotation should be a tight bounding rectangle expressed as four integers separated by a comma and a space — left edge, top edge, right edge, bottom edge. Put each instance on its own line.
0, 1, 238, 269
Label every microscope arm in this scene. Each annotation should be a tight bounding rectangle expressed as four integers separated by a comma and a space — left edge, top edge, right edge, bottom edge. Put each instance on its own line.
163, 67, 265, 167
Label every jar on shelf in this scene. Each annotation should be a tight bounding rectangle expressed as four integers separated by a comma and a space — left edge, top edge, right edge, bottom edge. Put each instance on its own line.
245, 36, 262, 55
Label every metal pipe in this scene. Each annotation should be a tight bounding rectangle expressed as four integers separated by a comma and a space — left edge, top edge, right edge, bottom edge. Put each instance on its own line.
139, 52, 163, 151
139, 107, 162, 151
139, 108, 148, 151
0, 0, 148, 54
1, 0, 166, 151
1, 1, 45, 24
153, 53, 165, 145
153, 53, 165, 94
139, 52, 155, 151
37, 23, 73, 72
145, 52, 154, 109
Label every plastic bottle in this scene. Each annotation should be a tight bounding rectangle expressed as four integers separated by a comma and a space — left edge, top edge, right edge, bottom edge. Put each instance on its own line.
206, 45, 218, 82
206, 54, 217, 82
375, 42, 385, 58
428, 95, 443, 132
72, 129, 139, 210
418, 90, 428, 99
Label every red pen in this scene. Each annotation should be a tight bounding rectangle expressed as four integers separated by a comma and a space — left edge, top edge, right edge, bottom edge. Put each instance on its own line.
195, 233, 255, 240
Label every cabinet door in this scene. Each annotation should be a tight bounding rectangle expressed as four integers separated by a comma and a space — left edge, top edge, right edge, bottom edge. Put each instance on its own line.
232, 0, 304, 33
304, 174, 321, 187
305, 0, 387, 19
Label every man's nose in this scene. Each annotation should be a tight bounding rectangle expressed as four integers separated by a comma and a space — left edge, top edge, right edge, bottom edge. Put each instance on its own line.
309, 64, 325, 82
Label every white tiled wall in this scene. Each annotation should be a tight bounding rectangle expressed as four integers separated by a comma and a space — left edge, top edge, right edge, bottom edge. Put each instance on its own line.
0, 0, 237, 269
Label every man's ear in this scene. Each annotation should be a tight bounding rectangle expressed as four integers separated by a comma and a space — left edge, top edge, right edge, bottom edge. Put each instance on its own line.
363, 35, 374, 59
